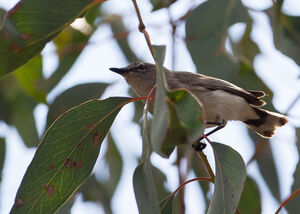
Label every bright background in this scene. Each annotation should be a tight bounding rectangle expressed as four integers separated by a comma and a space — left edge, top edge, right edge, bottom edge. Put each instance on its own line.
1, 0, 300, 213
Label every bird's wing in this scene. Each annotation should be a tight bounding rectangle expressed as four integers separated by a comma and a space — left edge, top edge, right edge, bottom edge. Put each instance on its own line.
169, 71, 266, 106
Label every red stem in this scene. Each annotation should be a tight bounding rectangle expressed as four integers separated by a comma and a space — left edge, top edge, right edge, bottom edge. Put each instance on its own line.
275, 188, 300, 214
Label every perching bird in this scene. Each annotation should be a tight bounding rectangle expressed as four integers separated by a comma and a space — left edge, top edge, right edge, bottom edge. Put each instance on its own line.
110, 62, 288, 138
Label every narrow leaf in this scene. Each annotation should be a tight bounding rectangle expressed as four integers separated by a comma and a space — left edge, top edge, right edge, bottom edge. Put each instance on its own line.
207, 142, 246, 214
133, 160, 161, 214
10, 97, 131, 214
238, 176, 261, 214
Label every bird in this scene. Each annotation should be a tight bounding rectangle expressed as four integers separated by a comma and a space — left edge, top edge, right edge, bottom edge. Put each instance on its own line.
109, 62, 288, 139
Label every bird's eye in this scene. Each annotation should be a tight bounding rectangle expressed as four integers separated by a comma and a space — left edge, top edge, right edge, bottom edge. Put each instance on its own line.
137, 64, 145, 70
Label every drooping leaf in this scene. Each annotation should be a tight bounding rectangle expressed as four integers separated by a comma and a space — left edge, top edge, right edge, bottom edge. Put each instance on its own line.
0, 0, 106, 77
286, 128, 300, 213
133, 160, 161, 214
151, 45, 169, 155
207, 142, 246, 214
10, 97, 132, 214
0, 138, 6, 183
14, 54, 46, 103
46, 83, 108, 128
251, 134, 281, 202
238, 176, 261, 214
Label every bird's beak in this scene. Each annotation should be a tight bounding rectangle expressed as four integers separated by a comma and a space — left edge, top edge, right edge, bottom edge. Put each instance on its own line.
109, 67, 129, 75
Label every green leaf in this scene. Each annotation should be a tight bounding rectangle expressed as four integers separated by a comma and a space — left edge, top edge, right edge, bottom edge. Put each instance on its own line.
186, 0, 249, 74
286, 128, 300, 213
14, 55, 46, 103
133, 160, 161, 214
207, 142, 246, 214
0, 0, 106, 77
167, 89, 204, 143
0, 138, 6, 183
238, 176, 261, 214
230, 20, 260, 67
80, 175, 113, 214
266, 6, 300, 66
151, 45, 169, 155
0, 74, 39, 147
46, 83, 108, 128
10, 97, 131, 214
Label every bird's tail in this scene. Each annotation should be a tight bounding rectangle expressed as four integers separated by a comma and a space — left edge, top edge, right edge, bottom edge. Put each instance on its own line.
243, 107, 288, 138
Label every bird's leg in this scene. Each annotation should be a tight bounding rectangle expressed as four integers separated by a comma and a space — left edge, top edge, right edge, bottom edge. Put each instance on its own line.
192, 118, 227, 151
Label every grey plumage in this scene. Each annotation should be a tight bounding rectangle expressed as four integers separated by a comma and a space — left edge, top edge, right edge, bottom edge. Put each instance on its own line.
109, 62, 288, 138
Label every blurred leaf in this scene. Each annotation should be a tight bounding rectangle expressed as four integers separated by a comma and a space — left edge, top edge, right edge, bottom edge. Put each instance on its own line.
186, 0, 249, 75
238, 176, 261, 214
46, 27, 94, 92
252, 136, 281, 201
152, 165, 171, 201
0, 138, 5, 183
230, 20, 260, 67
0, 9, 7, 29
207, 142, 246, 214
80, 175, 113, 214
150, 0, 177, 11
286, 128, 300, 213
46, 83, 108, 128
0, 0, 106, 77
85, 4, 101, 26
267, 6, 300, 66
191, 152, 210, 209
11, 94, 39, 147
56, 195, 75, 214
10, 97, 131, 214
14, 55, 46, 103
133, 160, 161, 214
0, 74, 39, 147
109, 15, 139, 62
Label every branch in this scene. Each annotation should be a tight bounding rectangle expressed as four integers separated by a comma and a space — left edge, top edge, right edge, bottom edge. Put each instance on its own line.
275, 188, 300, 214
131, 0, 156, 60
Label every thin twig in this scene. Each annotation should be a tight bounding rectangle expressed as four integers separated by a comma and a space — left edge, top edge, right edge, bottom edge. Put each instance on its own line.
201, 135, 215, 183
132, 0, 156, 60
160, 177, 212, 211
168, 9, 177, 70
275, 188, 300, 214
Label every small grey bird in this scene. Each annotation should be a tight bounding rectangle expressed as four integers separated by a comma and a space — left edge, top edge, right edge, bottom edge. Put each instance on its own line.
110, 62, 288, 138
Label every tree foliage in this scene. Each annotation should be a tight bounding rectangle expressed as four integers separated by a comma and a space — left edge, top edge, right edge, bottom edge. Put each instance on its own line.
0, 0, 299, 213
